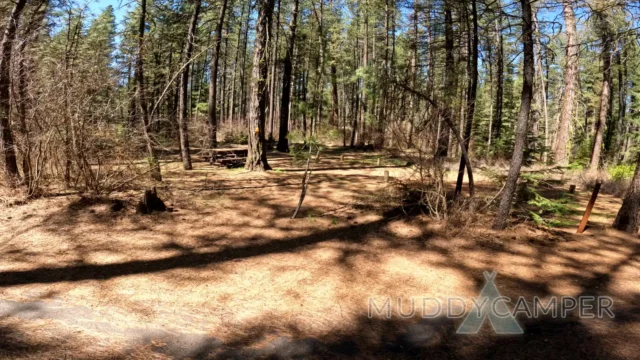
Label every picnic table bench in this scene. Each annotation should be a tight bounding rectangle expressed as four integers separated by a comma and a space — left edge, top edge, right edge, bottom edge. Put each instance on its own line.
201, 148, 248, 167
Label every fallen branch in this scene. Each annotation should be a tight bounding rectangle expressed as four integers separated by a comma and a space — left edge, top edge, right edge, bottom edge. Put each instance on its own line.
292, 147, 319, 219
479, 181, 508, 212
394, 81, 475, 197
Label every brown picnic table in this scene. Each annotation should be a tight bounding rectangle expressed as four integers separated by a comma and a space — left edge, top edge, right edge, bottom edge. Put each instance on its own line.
201, 147, 248, 167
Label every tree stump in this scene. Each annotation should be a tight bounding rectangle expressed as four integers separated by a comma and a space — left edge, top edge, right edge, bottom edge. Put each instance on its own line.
136, 188, 167, 214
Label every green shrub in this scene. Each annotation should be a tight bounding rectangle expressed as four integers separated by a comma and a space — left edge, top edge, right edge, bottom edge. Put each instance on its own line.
609, 164, 636, 181
528, 193, 571, 216
527, 190, 574, 228
223, 130, 248, 145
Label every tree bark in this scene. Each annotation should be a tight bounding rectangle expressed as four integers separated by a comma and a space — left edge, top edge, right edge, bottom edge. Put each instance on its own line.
178, 0, 201, 170
207, 0, 229, 150
246, 0, 275, 171
553, 0, 578, 165
492, 0, 535, 230
277, 0, 299, 152
613, 153, 640, 234
0, 0, 27, 183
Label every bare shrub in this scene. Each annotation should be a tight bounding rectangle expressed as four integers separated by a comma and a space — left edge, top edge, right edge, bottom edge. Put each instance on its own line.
575, 169, 629, 197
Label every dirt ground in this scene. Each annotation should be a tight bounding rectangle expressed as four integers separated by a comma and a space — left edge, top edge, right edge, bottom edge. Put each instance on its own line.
0, 149, 639, 359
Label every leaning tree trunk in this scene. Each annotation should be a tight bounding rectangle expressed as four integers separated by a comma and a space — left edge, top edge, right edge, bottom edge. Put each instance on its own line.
492, 0, 535, 230
207, 0, 229, 150
455, 0, 478, 197
276, 0, 299, 153
589, 31, 611, 172
613, 153, 640, 234
0, 0, 27, 184
246, 0, 275, 171
178, 0, 201, 171
553, 0, 578, 166
135, 0, 162, 181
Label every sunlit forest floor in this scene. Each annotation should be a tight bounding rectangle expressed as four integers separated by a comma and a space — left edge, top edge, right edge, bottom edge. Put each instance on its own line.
0, 148, 639, 359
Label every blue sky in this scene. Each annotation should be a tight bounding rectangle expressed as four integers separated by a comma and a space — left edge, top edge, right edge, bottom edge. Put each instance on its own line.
87, 0, 131, 27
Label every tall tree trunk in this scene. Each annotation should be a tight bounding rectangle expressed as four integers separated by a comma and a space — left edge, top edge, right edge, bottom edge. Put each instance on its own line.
229, 1, 247, 127
178, 0, 201, 170
268, 0, 281, 141
246, 0, 275, 171
613, 153, 640, 234
455, 0, 477, 197
408, 0, 418, 147
239, 4, 251, 126
0, 0, 27, 183
604, 50, 621, 161
350, 38, 359, 148
492, 0, 534, 230
277, 0, 299, 152
374, 0, 390, 149
207, 0, 229, 150
135, 0, 162, 181
589, 29, 611, 172
492, 6, 504, 145
437, 0, 454, 157
312, 0, 325, 137
553, 0, 578, 165
359, 2, 368, 146
328, 0, 338, 129
330, 61, 339, 128
616, 46, 627, 162
533, 8, 549, 163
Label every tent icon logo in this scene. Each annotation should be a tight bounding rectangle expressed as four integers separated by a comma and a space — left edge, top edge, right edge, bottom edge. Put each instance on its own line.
456, 271, 524, 335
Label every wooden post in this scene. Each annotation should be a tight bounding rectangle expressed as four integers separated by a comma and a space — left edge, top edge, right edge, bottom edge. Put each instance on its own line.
340, 154, 344, 162
577, 182, 602, 234
384, 170, 389, 182
377, 158, 381, 166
